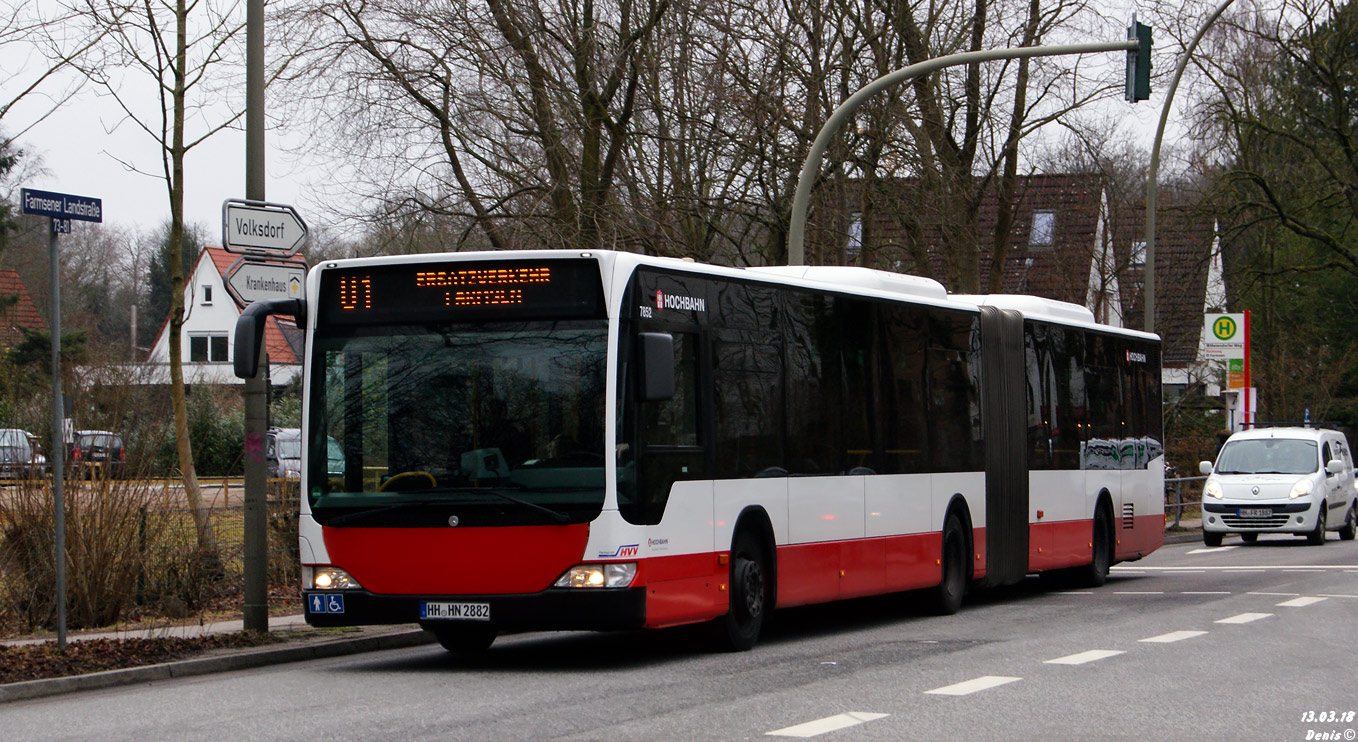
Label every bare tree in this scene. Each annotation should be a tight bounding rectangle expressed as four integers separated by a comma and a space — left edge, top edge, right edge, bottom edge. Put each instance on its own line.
62, 0, 250, 561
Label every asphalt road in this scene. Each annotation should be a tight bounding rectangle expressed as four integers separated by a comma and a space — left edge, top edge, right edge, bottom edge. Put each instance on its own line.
4, 532, 1356, 741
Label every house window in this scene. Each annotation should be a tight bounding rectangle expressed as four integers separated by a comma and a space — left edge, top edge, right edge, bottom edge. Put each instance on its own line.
190, 334, 229, 363
1130, 240, 1146, 267
1029, 211, 1056, 248
203, 285, 213, 305
846, 212, 863, 258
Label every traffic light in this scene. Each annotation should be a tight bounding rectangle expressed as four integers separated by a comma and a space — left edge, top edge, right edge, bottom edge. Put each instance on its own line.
1126, 18, 1152, 102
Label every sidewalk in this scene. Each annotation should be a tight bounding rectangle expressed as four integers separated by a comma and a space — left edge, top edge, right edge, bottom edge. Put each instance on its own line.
0, 615, 434, 704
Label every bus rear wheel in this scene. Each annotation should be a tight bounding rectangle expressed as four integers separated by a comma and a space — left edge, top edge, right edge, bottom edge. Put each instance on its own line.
929, 513, 968, 615
432, 624, 497, 654
1074, 507, 1112, 588
714, 531, 767, 652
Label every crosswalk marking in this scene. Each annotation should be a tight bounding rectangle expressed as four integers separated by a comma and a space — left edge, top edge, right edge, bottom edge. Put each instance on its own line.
1140, 630, 1207, 643
1216, 612, 1272, 624
1276, 596, 1326, 607
1045, 649, 1124, 665
925, 676, 1022, 696
767, 712, 888, 738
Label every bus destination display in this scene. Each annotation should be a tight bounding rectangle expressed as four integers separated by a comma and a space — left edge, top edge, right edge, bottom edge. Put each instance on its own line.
319, 258, 605, 325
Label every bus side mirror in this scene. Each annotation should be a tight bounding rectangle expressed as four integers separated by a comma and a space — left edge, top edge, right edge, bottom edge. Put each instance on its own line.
234, 298, 305, 379
637, 332, 675, 402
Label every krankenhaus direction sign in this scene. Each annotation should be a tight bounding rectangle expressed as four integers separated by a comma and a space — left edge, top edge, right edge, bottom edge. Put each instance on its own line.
225, 257, 307, 308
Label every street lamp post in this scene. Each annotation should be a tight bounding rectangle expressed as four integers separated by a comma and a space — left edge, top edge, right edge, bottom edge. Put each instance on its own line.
1144, 0, 1236, 334
787, 40, 1141, 267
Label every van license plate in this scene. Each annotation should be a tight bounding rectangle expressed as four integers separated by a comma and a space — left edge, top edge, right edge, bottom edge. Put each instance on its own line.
421, 602, 491, 621
1238, 508, 1272, 518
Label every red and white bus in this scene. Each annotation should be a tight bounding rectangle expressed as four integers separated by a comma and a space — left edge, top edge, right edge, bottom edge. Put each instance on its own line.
236, 250, 1164, 652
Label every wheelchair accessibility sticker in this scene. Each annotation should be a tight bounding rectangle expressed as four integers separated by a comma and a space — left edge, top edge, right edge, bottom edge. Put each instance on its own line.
308, 593, 345, 614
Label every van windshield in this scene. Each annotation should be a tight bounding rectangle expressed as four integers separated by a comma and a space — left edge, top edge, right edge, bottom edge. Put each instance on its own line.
1216, 438, 1319, 475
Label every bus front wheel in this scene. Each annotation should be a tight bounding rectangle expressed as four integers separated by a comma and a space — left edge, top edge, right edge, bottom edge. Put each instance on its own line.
714, 531, 767, 652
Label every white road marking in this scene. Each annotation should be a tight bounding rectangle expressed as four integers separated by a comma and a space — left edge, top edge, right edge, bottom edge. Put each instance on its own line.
1216, 612, 1272, 624
1045, 649, 1125, 665
925, 676, 1022, 696
1319, 594, 1358, 598
1140, 630, 1208, 643
1186, 546, 1238, 555
767, 712, 889, 738
1276, 596, 1327, 607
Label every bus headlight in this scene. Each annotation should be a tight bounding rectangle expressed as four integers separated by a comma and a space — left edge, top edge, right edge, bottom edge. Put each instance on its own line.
1204, 480, 1223, 499
553, 563, 637, 588
310, 567, 362, 591
1289, 479, 1314, 499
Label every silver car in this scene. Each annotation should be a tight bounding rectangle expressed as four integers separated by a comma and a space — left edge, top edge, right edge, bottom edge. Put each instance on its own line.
1200, 427, 1358, 546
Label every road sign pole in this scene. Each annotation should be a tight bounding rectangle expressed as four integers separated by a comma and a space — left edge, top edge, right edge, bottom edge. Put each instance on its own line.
49, 220, 67, 649
242, 0, 269, 634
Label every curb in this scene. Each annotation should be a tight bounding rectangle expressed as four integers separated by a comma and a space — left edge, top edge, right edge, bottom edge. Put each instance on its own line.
0, 628, 435, 704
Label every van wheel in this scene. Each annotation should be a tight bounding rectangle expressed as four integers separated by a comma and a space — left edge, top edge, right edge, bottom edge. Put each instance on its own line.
1340, 504, 1357, 541
929, 513, 968, 615
1203, 531, 1223, 547
713, 531, 768, 651
433, 624, 497, 654
1306, 507, 1327, 546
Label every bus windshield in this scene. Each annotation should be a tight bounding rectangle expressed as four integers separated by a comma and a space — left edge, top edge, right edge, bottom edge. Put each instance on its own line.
309, 319, 608, 527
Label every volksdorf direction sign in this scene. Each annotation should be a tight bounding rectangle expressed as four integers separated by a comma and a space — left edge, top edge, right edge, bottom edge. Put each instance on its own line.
222, 199, 307, 256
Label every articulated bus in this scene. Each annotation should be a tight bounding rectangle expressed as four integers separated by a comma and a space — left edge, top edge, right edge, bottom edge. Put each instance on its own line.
235, 250, 1163, 652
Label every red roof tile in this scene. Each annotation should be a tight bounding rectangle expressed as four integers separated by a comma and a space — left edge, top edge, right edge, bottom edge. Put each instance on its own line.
0, 269, 46, 345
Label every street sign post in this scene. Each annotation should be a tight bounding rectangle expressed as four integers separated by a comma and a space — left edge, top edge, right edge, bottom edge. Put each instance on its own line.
225, 257, 307, 308
20, 187, 102, 650
222, 199, 307, 256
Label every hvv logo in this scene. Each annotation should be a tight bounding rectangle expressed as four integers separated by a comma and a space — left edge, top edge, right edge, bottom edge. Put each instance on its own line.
598, 544, 639, 558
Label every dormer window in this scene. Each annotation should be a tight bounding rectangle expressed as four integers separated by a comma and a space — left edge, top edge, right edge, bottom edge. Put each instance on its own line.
203, 285, 214, 305
1130, 240, 1146, 268
1029, 211, 1056, 248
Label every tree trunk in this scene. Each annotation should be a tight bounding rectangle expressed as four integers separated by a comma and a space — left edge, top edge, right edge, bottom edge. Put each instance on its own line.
167, 0, 217, 562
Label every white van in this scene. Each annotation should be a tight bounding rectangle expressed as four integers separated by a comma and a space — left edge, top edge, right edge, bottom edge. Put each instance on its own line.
1200, 427, 1358, 546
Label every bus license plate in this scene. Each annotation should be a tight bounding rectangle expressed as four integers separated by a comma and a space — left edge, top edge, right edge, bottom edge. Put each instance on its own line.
421, 602, 491, 621
1238, 508, 1272, 518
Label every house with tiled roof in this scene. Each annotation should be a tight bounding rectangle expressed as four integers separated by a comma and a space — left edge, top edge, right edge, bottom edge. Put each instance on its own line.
146, 246, 303, 385
841, 174, 1220, 391
0, 269, 46, 348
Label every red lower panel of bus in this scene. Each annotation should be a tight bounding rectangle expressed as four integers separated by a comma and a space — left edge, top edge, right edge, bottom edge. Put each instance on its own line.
642, 531, 949, 628
321, 524, 591, 595
1029, 514, 1166, 572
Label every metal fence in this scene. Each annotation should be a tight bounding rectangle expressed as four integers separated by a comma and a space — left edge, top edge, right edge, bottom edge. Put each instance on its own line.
1165, 475, 1207, 529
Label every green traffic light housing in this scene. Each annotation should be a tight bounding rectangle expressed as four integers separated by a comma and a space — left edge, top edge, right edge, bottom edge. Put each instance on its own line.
1126, 18, 1152, 102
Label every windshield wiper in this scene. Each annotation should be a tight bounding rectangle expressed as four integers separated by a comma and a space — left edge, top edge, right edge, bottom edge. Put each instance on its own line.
424, 486, 571, 524
323, 499, 442, 527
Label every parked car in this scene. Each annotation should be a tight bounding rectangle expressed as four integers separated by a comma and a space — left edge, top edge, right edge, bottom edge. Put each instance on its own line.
25, 433, 49, 479
0, 428, 42, 480
267, 427, 345, 482
70, 430, 127, 479
1200, 426, 1358, 546
266, 427, 304, 479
